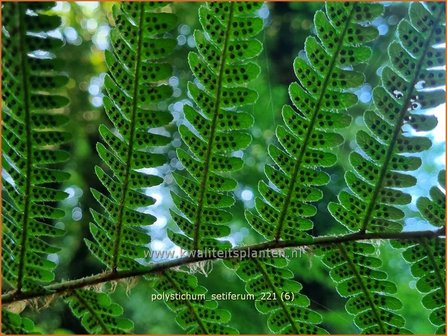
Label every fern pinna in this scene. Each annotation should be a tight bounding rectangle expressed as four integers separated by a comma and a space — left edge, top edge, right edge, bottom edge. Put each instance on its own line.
1, 2, 69, 293
234, 3, 383, 334
392, 170, 446, 334
151, 270, 237, 334
226, 256, 327, 334
168, 1, 263, 251
153, 2, 264, 333
67, 2, 177, 333
86, 1, 176, 272
64, 290, 133, 334
322, 2, 445, 333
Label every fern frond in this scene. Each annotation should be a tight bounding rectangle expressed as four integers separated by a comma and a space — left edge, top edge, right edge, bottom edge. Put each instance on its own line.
391, 171, 446, 334
169, 1, 263, 251
1, 2, 69, 292
86, 2, 176, 271
392, 237, 445, 334
64, 289, 133, 334
317, 242, 410, 333
227, 257, 327, 334
328, 3, 445, 234
239, 3, 382, 333
152, 271, 238, 334
247, 2, 383, 241
322, 3, 445, 333
2, 309, 38, 335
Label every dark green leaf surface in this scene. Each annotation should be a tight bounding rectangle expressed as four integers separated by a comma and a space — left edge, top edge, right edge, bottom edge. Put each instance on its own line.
2, 2, 69, 293
86, 2, 176, 272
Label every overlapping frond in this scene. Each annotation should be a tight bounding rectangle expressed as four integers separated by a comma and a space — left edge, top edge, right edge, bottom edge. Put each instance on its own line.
64, 290, 133, 334
328, 2, 445, 234
152, 271, 237, 334
1, 2, 69, 292
2, 310, 38, 335
169, 1, 263, 251
247, 2, 383, 241
227, 257, 327, 334
85, 2, 176, 271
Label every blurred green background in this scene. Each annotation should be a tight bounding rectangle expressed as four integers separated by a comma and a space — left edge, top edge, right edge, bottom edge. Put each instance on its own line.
12, 1, 445, 334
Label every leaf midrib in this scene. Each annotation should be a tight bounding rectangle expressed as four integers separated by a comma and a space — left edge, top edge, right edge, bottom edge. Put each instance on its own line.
111, 2, 145, 271
16, 2, 32, 293
359, 7, 445, 233
274, 6, 356, 241
192, 3, 235, 251
338, 244, 386, 333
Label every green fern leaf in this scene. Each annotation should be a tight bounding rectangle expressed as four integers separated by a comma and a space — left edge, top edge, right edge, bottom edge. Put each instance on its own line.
322, 3, 445, 333
240, 3, 382, 334
316, 241, 411, 333
317, 241, 413, 333
392, 237, 445, 334
151, 271, 238, 334
391, 171, 446, 333
86, 2, 176, 271
2, 309, 39, 335
247, 2, 383, 241
158, 4, 265, 333
329, 3, 445, 234
227, 257, 328, 334
64, 290, 133, 334
1, 1, 69, 292
169, 1, 263, 251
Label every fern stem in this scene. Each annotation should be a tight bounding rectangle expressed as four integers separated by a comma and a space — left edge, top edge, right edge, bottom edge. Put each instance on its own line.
2, 228, 443, 304
359, 7, 445, 233
337, 244, 386, 334
274, 5, 356, 241
253, 259, 299, 334
111, 2, 145, 270
192, 2, 235, 251
162, 271, 209, 333
16, 2, 33, 293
